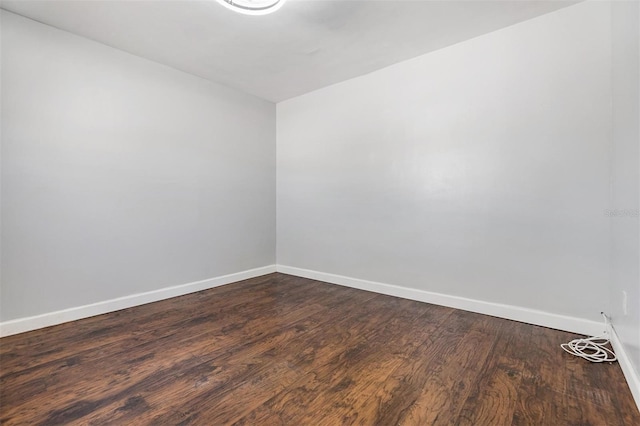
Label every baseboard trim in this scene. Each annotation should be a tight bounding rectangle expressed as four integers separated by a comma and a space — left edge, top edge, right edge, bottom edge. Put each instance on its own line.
0, 265, 277, 337
610, 327, 640, 411
276, 265, 604, 337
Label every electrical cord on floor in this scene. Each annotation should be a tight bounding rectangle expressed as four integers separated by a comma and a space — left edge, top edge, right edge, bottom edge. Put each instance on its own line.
561, 312, 617, 363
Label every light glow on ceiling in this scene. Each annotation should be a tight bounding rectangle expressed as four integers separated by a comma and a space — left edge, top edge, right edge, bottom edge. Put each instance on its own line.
215, 0, 287, 16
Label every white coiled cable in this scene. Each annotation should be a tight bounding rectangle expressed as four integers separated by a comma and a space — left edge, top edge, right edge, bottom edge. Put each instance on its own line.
561, 312, 617, 363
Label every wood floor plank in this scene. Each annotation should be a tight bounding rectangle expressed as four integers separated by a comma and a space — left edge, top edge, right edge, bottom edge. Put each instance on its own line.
233, 301, 455, 426
454, 319, 531, 426
0, 274, 308, 368
2, 295, 309, 401
1, 273, 638, 425
23, 285, 378, 425
0, 274, 351, 386
345, 311, 498, 426
1, 285, 359, 422
139, 293, 409, 425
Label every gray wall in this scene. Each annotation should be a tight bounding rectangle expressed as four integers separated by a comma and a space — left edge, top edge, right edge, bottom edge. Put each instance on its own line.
0, 11, 276, 321
610, 0, 640, 381
2, 1, 635, 345
277, 1, 612, 322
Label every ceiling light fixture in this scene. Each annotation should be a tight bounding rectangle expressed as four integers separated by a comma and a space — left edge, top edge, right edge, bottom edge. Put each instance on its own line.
215, 0, 286, 16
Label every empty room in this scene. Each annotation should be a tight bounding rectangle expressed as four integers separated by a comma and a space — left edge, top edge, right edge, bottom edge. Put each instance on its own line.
1, 0, 639, 424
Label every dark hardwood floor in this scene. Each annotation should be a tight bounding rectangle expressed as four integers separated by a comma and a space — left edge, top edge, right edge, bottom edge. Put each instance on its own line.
1, 273, 638, 425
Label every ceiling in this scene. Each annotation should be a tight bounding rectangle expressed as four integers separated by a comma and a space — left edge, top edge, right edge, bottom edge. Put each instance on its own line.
0, 0, 577, 102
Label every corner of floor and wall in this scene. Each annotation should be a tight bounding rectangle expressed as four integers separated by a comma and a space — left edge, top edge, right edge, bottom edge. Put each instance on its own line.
1, 0, 639, 411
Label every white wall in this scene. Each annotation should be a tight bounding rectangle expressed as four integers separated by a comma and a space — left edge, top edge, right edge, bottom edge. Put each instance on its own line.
610, 0, 640, 386
0, 11, 276, 322
277, 1, 612, 323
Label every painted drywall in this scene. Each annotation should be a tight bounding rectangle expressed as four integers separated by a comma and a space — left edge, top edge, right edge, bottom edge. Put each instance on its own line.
610, 0, 640, 384
0, 11, 276, 321
277, 1, 612, 322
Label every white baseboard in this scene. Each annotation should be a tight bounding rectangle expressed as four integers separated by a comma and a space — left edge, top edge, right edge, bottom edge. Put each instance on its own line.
276, 265, 604, 337
0, 265, 277, 337
610, 327, 640, 411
